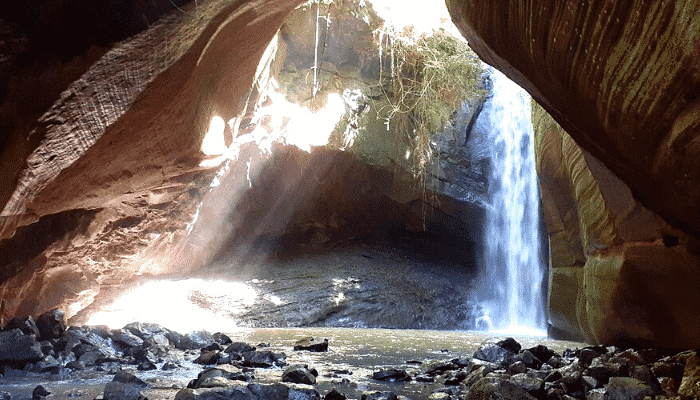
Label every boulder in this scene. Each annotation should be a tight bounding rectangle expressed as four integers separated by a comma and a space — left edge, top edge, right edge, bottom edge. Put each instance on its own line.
294, 337, 329, 352
175, 382, 257, 400
35, 309, 66, 341
225, 342, 256, 354
177, 330, 215, 350
242, 350, 286, 368
371, 368, 411, 382
467, 377, 536, 400
604, 377, 656, 400
0, 329, 43, 364
324, 388, 347, 400
111, 329, 144, 348
5, 316, 40, 337
283, 365, 317, 385
473, 338, 519, 366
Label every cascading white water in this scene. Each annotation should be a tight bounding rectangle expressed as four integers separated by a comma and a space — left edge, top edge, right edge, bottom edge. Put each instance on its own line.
474, 68, 546, 335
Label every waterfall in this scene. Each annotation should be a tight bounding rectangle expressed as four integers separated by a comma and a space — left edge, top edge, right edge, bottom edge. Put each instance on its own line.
473, 68, 546, 335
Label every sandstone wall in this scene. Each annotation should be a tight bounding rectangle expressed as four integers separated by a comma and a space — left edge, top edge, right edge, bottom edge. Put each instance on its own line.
533, 103, 700, 348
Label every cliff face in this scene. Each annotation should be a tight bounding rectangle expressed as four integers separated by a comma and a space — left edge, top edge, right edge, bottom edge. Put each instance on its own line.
0, 0, 488, 324
447, 0, 700, 347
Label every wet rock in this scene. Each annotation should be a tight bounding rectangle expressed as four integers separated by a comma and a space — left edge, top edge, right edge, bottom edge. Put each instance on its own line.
360, 391, 399, 400
124, 322, 169, 340
371, 368, 411, 382
511, 371, 545, 393
111, 329, 144, 348
213, 332, 232, 345
194, 350, 220, 365
29, 354, 60, 373
79, 349, 109, 367
36, 309, 67, 341
586, 388, 607, 400
528, 345, 556, 364
113, 371, 148, 388
174, 383, 257, 400
610, 350, 644, 369
463, 365, 492, 389
0, 329, 43, 364
162, 361, 181, 371
104, 380, 147, 400
428, 393, 450, 400
284, 364, 318, 385
677, 350, 700, 399
498, 338, 522, 354
225, 342, 256, 354
65, 360, 85, 370
242, 350, 286, 368
5, 316, 40, 337
442, 370, 467, 385
507, 361, 527, 375
474, 338, 519, 366
177, 330, 215, 350
0, 392, 10, 400
248, 382, 290, 399
577, 349, 600, 367
288, 384, 321, 400
32, 384, 50, 399
137, 361, 157, 371
68, 327, 120, 358
188, 367, 251, 389
294, 337, 329, 352
325, 388, 347, 400
604, 377, 656, 400
518, 350, 541, 370
415, 373, 435, 383
467, 376, 536, 400
424, 360, 460, 375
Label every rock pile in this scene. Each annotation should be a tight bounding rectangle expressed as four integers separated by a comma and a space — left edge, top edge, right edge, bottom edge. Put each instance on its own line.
370, 337, 700, 400
3, 311, 700, 400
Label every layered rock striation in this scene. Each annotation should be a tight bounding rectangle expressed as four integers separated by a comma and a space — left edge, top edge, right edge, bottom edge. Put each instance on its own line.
446, 0, 700, 347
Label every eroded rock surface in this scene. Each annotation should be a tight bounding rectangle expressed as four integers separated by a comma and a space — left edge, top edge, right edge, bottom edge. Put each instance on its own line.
447, 0, 700, 348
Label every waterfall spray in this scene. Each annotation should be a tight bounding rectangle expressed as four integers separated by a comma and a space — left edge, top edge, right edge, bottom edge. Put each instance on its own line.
475, 68, 546, 335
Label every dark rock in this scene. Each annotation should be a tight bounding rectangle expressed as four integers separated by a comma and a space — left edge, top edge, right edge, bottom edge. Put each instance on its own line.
79, 349, 108, 366
104, 382, 147, 400
518, 350, 541, 370
325, 388, 347, 400
35, 309, 66, 341
32, 385, 50, 398
132, 348, 159, 365
6, 316, 40, 337
584, 358, 627, 384
605, 377, 655, 400
443, 370, 467, 385
111, 329, 144, 348
161, 361, 180, 371
294, 338, 329, 352
202, 342, 224, 352
371, 368, 411, 382
113, 371, 148, 388
189, 367, 251, 389
586, 388, 607, 400
528, 345, 556, 364
677, 350, 700, 399
39, 341, 54, 357
225, 342, 256, 354
248, 382, 290, 400
610, 350, 644, 369
452, 356, 471, 368
415, 373, 435, 383
544, 370, 563, 382
65, 360, 85, 370
288, 385, 321, 400
360, 392, 398, 400
174, 384, 257, 400
425, 360, 459, 375
498, 338, 522, 354
213, 332, 232, 345
0, 392, 10, 400
508, 361, 528, 375
194, 350, 220, 365
97, 361, 122, 373
511, 371, 545, 393
578, 348, 600, 366
29, 354, 60, 373
547, 356, 568, 368
284, 364, 317, 385
467, 376, 536, 400
124, 322, 168, 340
137, 361, 157, 371
68, 327, 120, 358
177, 330, 215, 350
242, 350, 286, 368
651, 359, 684, 381
582, 375, 600, 391
0, 329, 43, 364
474, 339, 518, 366
463, 365, 492, 389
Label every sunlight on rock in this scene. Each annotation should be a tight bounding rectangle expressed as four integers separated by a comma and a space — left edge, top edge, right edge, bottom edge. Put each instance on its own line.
369, 0, 461, 37
201, 115, 228, 156
87, 279, 256, 333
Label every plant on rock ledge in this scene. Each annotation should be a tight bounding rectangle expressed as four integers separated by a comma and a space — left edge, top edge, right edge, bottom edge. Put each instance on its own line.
378, 27, 486, 190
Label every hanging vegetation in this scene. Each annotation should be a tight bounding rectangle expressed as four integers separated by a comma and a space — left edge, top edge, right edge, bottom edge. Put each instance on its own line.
378, 27, 486, 185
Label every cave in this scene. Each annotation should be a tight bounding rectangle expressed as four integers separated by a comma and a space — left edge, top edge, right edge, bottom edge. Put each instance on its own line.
3, 0, 700, 398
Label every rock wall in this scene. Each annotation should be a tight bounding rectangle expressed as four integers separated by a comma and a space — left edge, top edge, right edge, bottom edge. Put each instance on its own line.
533, 103, 700, 348
447, 0, 700, 348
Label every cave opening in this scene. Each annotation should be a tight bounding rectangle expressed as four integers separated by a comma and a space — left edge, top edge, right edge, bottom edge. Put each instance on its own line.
0, 0, 548, 340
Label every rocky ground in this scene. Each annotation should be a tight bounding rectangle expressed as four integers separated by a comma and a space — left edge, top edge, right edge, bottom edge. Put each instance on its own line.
1, 309, 699, 399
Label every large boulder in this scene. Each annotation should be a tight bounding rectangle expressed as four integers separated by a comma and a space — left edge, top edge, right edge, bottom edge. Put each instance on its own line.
0, 329, 43, 364
446, 0, 700, 347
